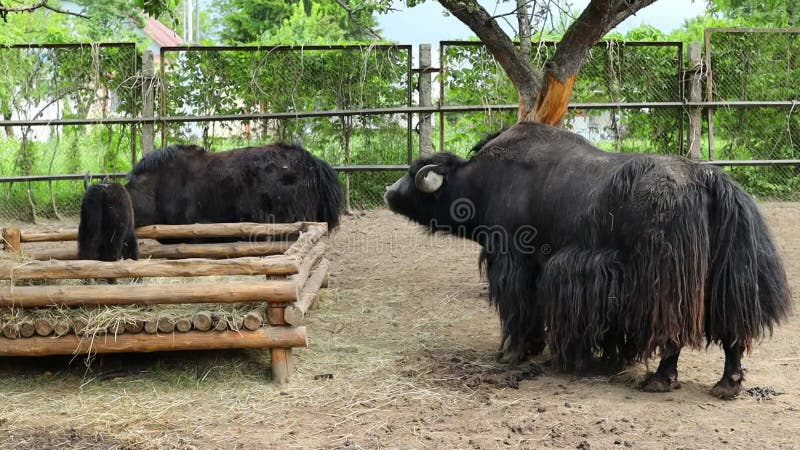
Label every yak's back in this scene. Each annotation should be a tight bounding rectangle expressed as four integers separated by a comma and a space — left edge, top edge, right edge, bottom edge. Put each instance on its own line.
129, 144, 208, 177
471, 122, 602, 164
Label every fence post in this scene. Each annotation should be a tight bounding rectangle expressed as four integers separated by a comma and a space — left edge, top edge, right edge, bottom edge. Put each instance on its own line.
141, 50, 155, 155
687, 42, 703, 160
418, 44, 433, 157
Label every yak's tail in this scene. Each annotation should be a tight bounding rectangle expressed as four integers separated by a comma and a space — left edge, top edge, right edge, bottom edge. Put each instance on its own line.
312, 156, 343, 230
77, 184, 105, 260
703, 167, 792, 349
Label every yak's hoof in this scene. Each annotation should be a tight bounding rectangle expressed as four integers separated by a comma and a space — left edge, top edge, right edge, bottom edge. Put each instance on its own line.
498, 349, 529, 366
641, 372, 681, 392
710, 378, 742, 400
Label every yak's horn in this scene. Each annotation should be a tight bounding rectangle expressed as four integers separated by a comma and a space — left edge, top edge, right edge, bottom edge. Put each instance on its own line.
415, 164, 444, 193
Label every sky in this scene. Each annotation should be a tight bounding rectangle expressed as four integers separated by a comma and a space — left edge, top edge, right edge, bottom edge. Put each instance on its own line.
376, 0, 709, 45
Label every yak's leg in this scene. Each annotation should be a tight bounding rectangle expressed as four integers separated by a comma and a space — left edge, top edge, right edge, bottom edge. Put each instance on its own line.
498, 330, 529, 366
528, 314, 546, 356
572, 340, 595, 376
498, 310, 545, 365
710, 340, 745, 399
122, 230, 139, 260
641, 347, 681, 392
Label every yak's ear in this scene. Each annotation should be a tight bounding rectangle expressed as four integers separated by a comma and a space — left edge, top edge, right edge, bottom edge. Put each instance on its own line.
415, 164, 444, 193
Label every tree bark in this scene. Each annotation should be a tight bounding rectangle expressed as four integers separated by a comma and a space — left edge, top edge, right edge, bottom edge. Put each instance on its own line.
438, 0, 658, 125
530, 0, 658, 124
438, 0, 541, 121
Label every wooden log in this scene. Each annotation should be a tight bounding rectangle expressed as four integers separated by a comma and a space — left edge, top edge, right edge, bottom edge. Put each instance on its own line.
0, 255, 299, 281
264, 301, 295, 384
18, 229, 77, 243
284, 259, 330, 327
267, 305, 287, 326
212, 314, 228, 331
53, 320, 70, 337
72, 318, 88, 336
243, 308, 265, 331
2, 323, 19, 339
19, 321, 35, 338
321, 272, 329, 289
19, 222, 306, 243
228, 313, 243, 331
144, 319, 158, 334
291, 242, 326, 291
34, 318, 54, 336
0, 327, 308, 357
107, 322, 126, 336
157, 317, 175, 333
285, 223, 328, 258
192, 311, 212, 331
270, 347, 293, 385
124, 320, 144, 334
0, 280, 299, 308
1, 228, 21, 253
175, 317, 192, 333
25, 240, 293, 261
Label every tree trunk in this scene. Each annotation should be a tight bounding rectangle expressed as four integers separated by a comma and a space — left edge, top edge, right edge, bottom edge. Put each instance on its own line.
438, 0, 541, 122
530, 0, 658, 125
439, 0, 658, 125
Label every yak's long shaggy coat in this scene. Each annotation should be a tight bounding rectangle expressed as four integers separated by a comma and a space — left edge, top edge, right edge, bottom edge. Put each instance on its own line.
385, 121, 791, 398
78, 181, 138, 263
538, 157, 790, 366
126, 143, 342, 237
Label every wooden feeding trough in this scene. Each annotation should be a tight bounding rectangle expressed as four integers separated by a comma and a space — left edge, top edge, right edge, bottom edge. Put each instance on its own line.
0, 222, 330, 384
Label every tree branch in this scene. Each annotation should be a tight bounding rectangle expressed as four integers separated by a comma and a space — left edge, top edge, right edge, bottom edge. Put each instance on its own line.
43, 4, 89, 19
438, 0, 542, 113
0, 1, 47, 14
516, 0, 533, 60
548, 0, 657, 78
0, 0, 89, 21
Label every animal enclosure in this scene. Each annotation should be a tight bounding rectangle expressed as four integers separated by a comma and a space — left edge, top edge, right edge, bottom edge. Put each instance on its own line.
0, 221, 330, 384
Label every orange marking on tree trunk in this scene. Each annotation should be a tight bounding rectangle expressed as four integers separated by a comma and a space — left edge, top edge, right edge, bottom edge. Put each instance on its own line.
531, 74, 577, 125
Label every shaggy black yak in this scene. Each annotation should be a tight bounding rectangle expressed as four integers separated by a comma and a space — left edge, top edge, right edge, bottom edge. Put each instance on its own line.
78, 143, 341, 249
77, 181, 138, 264
385, 121, 791, 399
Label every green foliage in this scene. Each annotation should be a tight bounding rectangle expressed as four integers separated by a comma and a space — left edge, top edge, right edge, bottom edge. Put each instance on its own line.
709, 0, 800, 27
440, 39, 683, 155
213, 0, 380, 44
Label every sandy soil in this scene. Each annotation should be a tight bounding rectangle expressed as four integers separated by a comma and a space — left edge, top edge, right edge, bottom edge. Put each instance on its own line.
1, 204, 799, 449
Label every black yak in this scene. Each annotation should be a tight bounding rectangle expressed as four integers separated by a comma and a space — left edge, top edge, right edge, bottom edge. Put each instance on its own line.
79, 142, 341, 248
385, 121, 792, 399
126, 143, 341, 239
78, 181, 138, 264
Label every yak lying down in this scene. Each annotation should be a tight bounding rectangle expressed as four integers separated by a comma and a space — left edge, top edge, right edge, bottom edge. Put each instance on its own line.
385, 121, 791, 399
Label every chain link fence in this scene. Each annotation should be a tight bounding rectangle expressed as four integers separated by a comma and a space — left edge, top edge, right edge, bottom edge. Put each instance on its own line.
0, 43, 139, 220
158, 45, 413, 210
439, 40, 684, 155
1, 33, 798, 222
705, 29, 800, 200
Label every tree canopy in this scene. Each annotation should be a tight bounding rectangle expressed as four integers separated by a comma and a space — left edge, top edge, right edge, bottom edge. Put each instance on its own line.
213, 0, 380, 44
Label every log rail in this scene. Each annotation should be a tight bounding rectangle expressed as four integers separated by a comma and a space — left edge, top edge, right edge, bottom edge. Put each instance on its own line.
0, 221, 331, 385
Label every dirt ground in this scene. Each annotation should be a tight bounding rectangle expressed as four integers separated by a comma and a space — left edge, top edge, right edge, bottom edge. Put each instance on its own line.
1, 204, 799, 449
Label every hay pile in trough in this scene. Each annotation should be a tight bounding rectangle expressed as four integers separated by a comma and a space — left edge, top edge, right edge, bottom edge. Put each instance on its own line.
0, 273, 272, 340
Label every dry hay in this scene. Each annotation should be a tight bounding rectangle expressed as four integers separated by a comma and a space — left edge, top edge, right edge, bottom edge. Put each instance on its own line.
0, 265, 276, 342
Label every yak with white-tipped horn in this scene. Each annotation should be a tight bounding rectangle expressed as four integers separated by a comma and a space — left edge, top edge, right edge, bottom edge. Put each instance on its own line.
385, 121, 792, 399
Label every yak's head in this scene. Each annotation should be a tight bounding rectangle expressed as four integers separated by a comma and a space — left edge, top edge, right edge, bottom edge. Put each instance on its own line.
385, 152, 475, 233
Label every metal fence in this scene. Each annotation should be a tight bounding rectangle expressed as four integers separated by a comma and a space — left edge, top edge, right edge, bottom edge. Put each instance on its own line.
703, 28, 800, 200
0, 32, 799, 222
0, 43, 139, 221
438, 40, 685, 155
